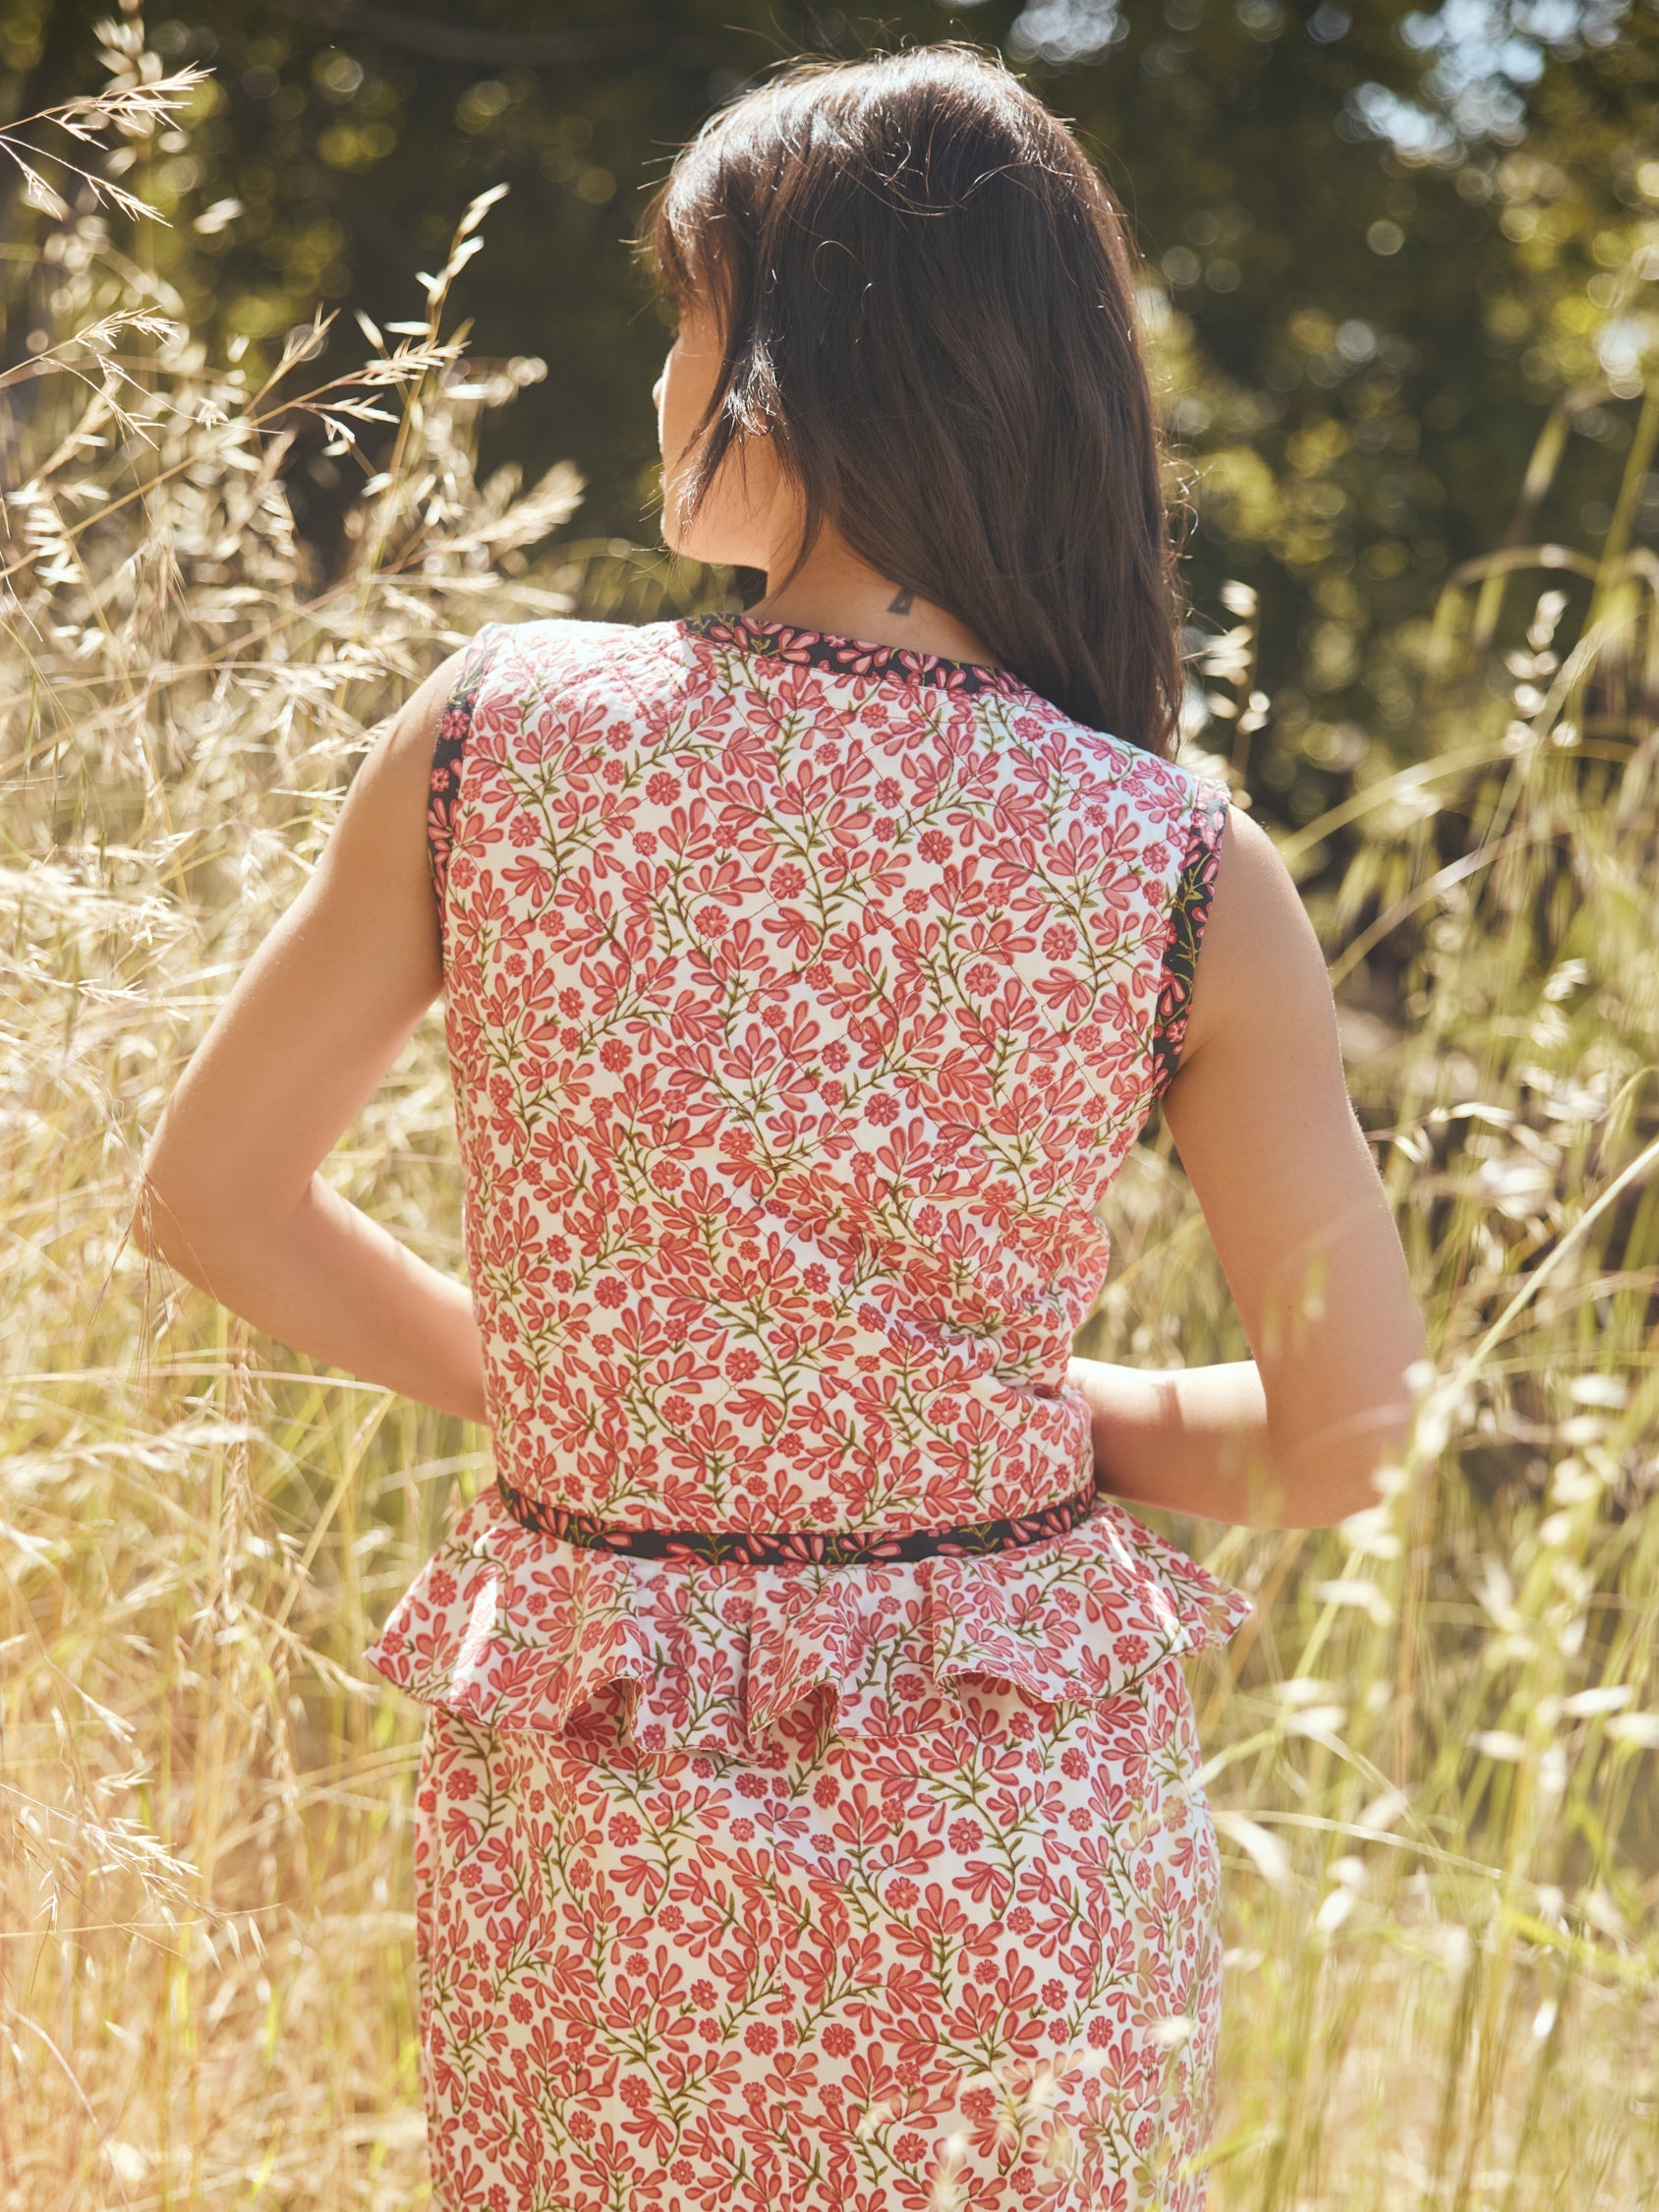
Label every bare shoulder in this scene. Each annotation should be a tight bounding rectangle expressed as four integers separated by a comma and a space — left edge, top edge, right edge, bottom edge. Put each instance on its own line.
354, 639, 495, 852
1175, 800, 1339, 1077
378, 641, 476, 770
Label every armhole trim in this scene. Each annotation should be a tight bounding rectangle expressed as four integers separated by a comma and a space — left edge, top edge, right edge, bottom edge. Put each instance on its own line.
429, 625, 500, 964
1148, 778, 1230, 1100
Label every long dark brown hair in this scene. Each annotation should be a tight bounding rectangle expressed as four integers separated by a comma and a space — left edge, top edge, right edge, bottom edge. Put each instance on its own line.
638, 43, 1186, 757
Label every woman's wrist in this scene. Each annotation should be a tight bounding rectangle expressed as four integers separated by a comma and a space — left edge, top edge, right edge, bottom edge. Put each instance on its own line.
1068, 1353, 1421, 1529
139, 1173, 490, 1427
1067, 1355, 1163, 1487
1067, 1354, 1272, 1526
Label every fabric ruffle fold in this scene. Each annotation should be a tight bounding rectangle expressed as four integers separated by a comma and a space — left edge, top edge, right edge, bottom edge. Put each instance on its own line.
364, 1483, 1253, 1761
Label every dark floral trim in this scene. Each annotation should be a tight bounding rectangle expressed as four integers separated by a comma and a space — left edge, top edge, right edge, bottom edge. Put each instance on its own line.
428, 623, 502, 960
681, 611, 1030, 702
494, 1466, 1099, 1566
1149, 778, 1230, 1098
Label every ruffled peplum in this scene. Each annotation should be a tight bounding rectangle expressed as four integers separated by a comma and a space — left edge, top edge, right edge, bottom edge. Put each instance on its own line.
365, 1482, 1254, 1763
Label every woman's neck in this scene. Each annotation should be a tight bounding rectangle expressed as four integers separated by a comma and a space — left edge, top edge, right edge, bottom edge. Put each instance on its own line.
744, 527, 1000, 668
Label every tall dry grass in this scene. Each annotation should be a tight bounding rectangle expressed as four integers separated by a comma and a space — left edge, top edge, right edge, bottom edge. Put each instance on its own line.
3, 25, 1656, 2212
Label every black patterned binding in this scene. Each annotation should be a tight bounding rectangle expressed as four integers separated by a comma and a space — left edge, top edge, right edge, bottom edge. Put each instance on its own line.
680, 611, 1030, 700
427, 623, 502, 959
494, 1465, 1100, 1567
1148, 780, 1230, 1098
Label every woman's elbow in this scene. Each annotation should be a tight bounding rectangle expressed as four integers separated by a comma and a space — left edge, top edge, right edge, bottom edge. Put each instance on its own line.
1284, 1390, 1430, 1528
130, 1153, 311, 1288
133, 1115, 246, 1274
129, 1171, 208, 1273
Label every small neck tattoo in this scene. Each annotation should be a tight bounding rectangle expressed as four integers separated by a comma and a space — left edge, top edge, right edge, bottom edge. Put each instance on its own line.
887, 587, 915, 615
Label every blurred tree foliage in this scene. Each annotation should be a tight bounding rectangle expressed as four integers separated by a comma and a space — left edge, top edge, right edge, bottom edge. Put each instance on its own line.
2, 0, 1655, 814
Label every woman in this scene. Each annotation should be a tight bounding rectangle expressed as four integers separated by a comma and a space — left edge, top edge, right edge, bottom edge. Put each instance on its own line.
135, 43, 1426, 2212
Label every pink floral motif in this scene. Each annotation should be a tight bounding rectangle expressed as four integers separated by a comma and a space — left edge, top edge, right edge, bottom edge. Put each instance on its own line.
414, 1658, 1233, 2209
366, 611, 1252, 2210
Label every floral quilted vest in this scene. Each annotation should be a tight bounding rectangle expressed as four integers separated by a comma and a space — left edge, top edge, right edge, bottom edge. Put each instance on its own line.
366, 612, 1253, 1756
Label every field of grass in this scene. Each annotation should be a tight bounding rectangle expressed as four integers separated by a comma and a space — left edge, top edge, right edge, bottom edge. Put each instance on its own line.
3, 52, 1656, 2212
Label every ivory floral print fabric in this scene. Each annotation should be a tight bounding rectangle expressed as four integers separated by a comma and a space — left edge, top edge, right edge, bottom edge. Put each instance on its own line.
366, 612, 1254, 2209
413, 1659, 1229, 2212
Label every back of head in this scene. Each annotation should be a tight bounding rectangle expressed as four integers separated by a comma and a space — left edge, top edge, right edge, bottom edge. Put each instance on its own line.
641, 42, 1184, 756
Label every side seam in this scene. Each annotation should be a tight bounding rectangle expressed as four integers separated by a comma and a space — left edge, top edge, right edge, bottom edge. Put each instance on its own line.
1147, 776, 1231, 1100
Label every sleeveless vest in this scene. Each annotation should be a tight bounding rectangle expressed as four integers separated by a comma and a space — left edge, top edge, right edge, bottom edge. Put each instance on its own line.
366, 614, 1253, 1756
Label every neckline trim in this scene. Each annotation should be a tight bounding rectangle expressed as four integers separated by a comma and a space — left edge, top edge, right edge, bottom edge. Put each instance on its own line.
676, 611, 1029, 699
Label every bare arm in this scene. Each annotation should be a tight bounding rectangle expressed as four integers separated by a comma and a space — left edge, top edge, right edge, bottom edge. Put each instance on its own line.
1071, 801, 1429, 1531
130, 652, 490, 1427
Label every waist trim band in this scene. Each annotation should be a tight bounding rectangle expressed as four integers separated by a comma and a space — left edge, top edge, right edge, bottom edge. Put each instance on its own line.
493, 1469, 1099, 1568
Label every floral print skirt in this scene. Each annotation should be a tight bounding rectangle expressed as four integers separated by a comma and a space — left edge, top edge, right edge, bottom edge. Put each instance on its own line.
412, 1655, 1229, 2212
